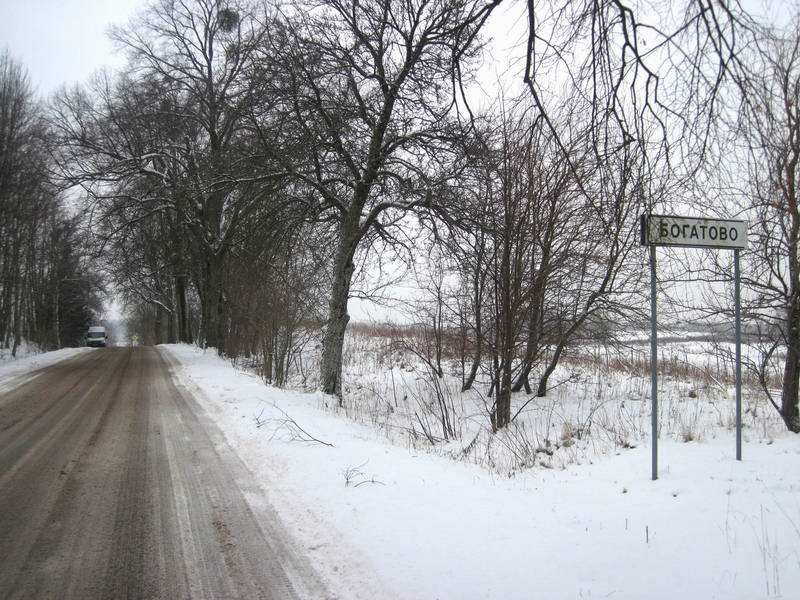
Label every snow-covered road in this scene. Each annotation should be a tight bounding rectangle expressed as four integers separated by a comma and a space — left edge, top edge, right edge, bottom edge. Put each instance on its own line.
0, 346, 325, 599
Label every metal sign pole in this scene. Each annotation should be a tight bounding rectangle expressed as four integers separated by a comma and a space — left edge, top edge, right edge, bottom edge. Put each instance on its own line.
734, 249, 742, 461
642, 214, 747, 478
650, 244, 658, 481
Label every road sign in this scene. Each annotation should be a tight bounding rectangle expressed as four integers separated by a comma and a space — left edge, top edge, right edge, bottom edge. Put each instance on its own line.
641, 213, 747, 480
641, 214, 748, 250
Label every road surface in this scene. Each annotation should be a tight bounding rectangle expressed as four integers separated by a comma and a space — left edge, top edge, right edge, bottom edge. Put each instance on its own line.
0, 347, 325, 599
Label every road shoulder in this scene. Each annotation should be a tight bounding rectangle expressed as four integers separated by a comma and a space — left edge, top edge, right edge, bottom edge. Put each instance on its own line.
158, 346, 332, 600
0, 347, 94, 396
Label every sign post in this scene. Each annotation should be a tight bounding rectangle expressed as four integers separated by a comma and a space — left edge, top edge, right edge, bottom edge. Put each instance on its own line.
641, 215, 747, 480
649, 244, 658, 481
734, 249, 742, 461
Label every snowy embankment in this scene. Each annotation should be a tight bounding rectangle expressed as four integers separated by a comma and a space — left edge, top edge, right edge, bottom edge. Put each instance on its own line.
162, 343, 800, 600
0, 345, 92, 394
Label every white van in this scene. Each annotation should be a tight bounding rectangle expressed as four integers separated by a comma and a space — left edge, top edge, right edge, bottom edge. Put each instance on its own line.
86, 326, 107, 347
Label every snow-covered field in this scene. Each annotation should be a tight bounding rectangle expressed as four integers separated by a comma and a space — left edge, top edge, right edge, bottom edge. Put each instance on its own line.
163, 342, 800, 600
0, 344, 92, 395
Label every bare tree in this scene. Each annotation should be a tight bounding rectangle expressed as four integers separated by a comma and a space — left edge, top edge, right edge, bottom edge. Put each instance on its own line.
422, 96, 651, 431
261, 0, 485, 400
0, 52, 104, 351
51, 0, 287, 352
729, 20, 800, 432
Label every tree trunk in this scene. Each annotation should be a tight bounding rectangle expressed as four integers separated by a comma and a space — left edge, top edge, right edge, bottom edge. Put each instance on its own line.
11, 272, 23, 357
494, 364, 512, 430
200, 253, 225, 353
263, 326, 274, 383
513, 364, 533, 394
494, 325, 513, 430
154, 306, 164, 345
513, 314, 538, 392
166, 299, 176, 344
513, 268, 547, 393
536, 341, 567, 397
175, 274, 190, 343
781, 305, 800, 432
493, 296, 513, 430
493, 199, 514, 431
462, 333, 482, 392
780, 346, 800, 432
462, 271, 483, 392
0, 214, 11, 346
319, 218, 359, 402
433, 313, 443, 378
276, 327, 292, 387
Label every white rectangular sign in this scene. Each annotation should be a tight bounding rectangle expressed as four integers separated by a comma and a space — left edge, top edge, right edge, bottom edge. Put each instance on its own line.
641, 214, 748, 250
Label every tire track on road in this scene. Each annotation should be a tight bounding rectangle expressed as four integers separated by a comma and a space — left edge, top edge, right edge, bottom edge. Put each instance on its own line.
0, 346, 328, 599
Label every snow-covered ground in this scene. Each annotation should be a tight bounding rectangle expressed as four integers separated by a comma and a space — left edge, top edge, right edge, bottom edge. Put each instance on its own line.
162, 343, 800, 600
0, 344, 92, 395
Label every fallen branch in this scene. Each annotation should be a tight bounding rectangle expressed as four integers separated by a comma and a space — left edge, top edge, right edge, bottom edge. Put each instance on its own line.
254, 405, 334, 447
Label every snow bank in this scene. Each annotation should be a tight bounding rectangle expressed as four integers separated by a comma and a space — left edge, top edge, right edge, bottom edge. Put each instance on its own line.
0, 346, 93, 394
162, 343, 800, 600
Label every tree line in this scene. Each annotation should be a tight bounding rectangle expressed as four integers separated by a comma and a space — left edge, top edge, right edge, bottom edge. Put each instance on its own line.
0, 52, 103, 353
2, 0, 799, 433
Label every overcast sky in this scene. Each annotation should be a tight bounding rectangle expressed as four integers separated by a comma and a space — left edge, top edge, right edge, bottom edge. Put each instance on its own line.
1, 0, 792, 97
0, 0, 143, 94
